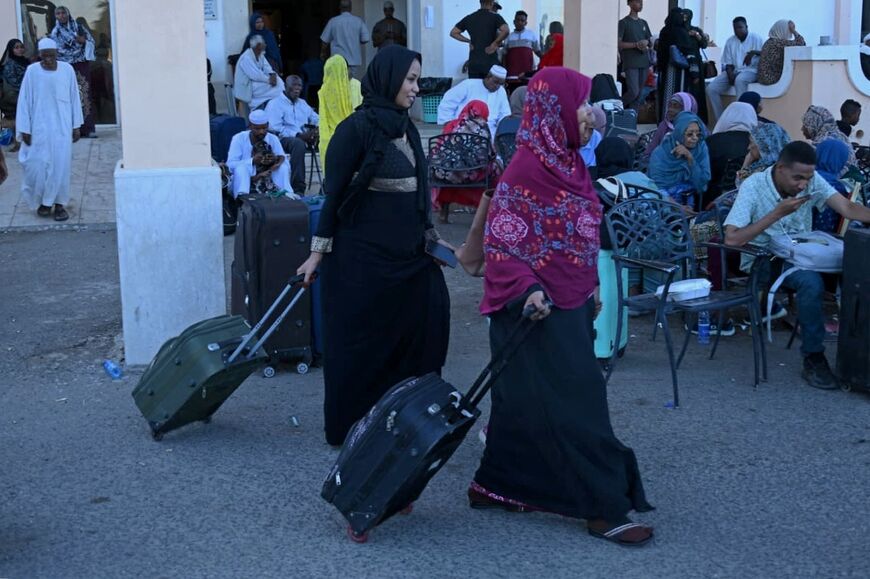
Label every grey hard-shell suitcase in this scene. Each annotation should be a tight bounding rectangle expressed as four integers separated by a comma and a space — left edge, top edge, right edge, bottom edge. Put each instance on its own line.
133, 275, 308, 440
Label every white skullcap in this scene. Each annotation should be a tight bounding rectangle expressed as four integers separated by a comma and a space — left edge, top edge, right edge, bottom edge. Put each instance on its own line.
489, 65, 507, 80
248, 110, 269, 125
38, 38, 58, 51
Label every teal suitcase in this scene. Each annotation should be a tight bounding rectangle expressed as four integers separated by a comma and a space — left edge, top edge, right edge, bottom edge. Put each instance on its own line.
594, 249, 629, 360
133, 276, 307, 440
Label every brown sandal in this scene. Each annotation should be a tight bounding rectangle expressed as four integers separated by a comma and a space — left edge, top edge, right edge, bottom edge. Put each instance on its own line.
587, 519, 654, 547
37, 205, 52, 217
53, 206, 69, 222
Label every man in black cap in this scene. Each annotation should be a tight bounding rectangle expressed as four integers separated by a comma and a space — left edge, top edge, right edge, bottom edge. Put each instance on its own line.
451, 0, 509, 79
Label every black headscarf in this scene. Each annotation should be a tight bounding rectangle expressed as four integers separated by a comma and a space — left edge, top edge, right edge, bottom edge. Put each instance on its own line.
339, 46, 432, 223
1, 38, 28, 67
595, 137, 634, 179
658, 8, 692, 65
360, 45, 421, 139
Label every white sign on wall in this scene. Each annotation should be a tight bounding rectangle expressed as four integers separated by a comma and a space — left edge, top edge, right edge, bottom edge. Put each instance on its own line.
204, 0, 218, 20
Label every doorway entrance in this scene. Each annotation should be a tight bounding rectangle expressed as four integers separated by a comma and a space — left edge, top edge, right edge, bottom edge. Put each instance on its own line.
252, 0, 338, 77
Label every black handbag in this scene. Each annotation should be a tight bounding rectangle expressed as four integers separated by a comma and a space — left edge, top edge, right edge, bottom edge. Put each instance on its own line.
669, 45, 689, 69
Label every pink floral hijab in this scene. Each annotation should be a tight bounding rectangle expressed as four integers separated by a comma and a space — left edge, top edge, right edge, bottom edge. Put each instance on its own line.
481, 67, 602, 314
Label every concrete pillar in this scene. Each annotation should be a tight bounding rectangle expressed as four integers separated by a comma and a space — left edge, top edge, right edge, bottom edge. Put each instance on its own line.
834, 0, 863, 45
113, 0, 225, 365
1, 0, 17, 44
563, 0, 620, 78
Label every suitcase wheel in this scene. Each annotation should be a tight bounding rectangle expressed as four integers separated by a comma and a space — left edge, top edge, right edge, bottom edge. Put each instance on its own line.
296, 362, 310, 375
400, 503, 413, 515
151, 431, 164, 442
347, 526, 369, 543
263, 366, 276, 378
840, 382, 852, 393
617, 346, 626, 359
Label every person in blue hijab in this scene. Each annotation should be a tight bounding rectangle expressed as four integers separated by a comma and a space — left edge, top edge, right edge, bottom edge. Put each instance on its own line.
242, 12, 282, 74
812, 138, 851, 232
648, 111, 711, 210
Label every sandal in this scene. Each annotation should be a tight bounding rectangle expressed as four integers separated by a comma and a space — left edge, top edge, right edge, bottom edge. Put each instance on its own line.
53, 206, 69, 222
587, 519, 654, 547
37, 205, 52, 217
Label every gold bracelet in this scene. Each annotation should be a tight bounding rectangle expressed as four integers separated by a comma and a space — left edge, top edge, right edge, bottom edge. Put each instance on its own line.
310, 236, 333, 253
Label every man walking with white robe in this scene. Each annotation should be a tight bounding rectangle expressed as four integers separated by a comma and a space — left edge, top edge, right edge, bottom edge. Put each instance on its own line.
16, 37, 82, 222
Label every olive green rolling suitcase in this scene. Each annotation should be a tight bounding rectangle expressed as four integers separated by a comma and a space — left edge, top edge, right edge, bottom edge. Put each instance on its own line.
133, 275, 307, 440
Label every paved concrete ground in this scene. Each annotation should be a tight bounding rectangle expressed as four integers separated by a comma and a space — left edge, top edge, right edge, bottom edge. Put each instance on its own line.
0, 131, 119, 228
0, 225, 868, 578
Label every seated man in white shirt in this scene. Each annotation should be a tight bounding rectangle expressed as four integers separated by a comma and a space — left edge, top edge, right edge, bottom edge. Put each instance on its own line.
437, 65, 511, 139
226, 110, 294, 198
706, 16, 765, 122
234, 35, 285, 111
723, 141, 870, 389
266, 75, 320, 195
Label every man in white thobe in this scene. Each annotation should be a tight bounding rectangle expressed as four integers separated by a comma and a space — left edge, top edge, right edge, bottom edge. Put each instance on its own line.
233, 35, 284, 110
265, 75, 319, 195
16, 37, 82, 222
706, 16, 765, 122
437, 65, 511, 138
226, 110, 294, 199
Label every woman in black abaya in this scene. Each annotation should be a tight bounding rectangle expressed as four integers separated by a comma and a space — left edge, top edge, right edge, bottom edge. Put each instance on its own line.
297, 46, 451, 446
657, 8, 707, 123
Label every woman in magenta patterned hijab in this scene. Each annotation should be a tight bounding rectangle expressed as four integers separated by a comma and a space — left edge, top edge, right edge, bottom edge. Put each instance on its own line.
470, 67, 655, 547
482, 67, 601, 315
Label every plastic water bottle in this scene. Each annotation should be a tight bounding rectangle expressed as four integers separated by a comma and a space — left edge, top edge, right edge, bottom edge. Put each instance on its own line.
0, 128, 12, 147
697, 311, 711, 345
103, 360, 123, 380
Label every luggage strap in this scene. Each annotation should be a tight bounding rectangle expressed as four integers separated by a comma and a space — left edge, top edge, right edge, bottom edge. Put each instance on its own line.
228, 273, 307, 363
465, 302, 547, 408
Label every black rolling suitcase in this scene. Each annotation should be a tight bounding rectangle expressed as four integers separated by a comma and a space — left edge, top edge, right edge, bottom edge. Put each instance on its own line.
837, 228, 870, 393
133, 275, 309, 440
231, 196, 314, 375
321, 306, 540, 542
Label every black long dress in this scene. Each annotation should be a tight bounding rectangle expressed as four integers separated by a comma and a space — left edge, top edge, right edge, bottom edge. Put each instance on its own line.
317, 115, 450, 446
657, 9, 708, 124
704, 130, 751, 207
474, 296, 653, 521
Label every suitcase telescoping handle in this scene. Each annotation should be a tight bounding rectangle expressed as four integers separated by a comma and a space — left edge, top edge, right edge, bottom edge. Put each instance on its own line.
227, 273, 311, 364
465, 299, 550, 408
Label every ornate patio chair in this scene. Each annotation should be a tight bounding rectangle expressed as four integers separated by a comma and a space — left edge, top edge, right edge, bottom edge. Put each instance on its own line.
604, 198, 770, 407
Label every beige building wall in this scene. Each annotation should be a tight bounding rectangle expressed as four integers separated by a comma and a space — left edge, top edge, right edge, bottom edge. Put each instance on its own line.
115, 0, 211, 169
1, 0, 18, 44
564, 0, 619, 78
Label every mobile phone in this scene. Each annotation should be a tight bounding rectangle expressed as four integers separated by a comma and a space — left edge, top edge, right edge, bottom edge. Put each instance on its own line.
425, 240, 458, 268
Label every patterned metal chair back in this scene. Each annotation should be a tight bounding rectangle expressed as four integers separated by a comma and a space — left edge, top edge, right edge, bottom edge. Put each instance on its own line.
633, 129, 656, 170
428, 133, 492, 173
605, 198, 695, 271
495, 132, 518, 167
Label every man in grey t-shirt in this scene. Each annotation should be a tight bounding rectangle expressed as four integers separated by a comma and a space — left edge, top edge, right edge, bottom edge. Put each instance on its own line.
320, 0, 370, 78
617, 0, 652, 111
